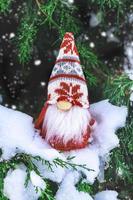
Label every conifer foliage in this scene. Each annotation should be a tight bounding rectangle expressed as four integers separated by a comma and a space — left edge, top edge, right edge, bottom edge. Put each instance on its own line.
0, 0, 132, 200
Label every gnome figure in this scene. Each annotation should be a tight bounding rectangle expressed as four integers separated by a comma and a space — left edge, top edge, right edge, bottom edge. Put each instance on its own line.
35, 32, 95, 151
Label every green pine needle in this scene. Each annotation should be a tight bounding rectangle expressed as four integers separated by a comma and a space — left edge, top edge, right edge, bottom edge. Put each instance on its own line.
0, 152, 93, 199
17, 15, 38, 64
39, 181, 56, 200
77, 180, 93, 195
104, 74, 133, 106
95, 0, 123, 9
0, 0, 12, 13
39, 0, 59, 27
106, 121, 133, 185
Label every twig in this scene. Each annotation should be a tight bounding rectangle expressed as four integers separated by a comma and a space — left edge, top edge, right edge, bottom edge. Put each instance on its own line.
35, 0, 59, 28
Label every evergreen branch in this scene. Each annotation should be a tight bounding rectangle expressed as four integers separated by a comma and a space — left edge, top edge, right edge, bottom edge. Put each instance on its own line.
35, 0, 80, 35
92, 0, 123, 9
104, 74, 133, 106
106, 121, 133, 185
53, 157, 94, 172
84, 70, 97, 86
33, 155, 93, 172
0, 153, 56, 200
76, 179, 93, 195
0, 0, 101, 67
0, 0, 12, 13
0, 152, 93, 199
0, 159, 17, 199
0, 153, 93, 175
35, 0, 59, 28
78, 43, 99, 67
103, 73, 133, 199
16, 10, 38, 64
57, 3, 80, 37
16, 0, 101, 67
78, 43, 108, 82
40, 181, 55, 200
89, 0, 130, 24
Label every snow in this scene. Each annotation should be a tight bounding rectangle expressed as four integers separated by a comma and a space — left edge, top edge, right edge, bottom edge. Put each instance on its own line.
33, 159, 66, 183
130, 91, 133, 101
90, 42, 95, 48
130, 83, 133, 101
124, 42, 133, 80
56, 172, 93, 200
0, 94, 3, 103
9, 32, 15, 39
11, 105, 17, 110
128, 73, 133, 81
4, 167, 42, 200
56, 177, 118, 200
106, 28, 120, 43
40, 81, 46, 86
67, 0, 74, 4
101, 32, 107, 37
101, 28, 120, 43
128, 13, 133, 24
90, 100, 127, 156
0, 99, 127, 200
0, 105, 63, 161
30, 170, 46, 190
89, 12, 102, 27
58, 100, 127, 186
34, 60, 41, 66
94, 190, 118, 200
124, 44, 133, 74
124, 40, 133, 102
67, 148, 100, 184
4, 168, 28, 200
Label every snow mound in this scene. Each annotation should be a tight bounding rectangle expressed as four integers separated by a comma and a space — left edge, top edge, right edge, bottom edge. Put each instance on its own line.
56, 172, 93, 200
94, 190, 118, 200
33, 159, 66, 183
90, 100, 127, 156
0, 100, 127, 200
30, 170, 46, 190
4, 167, 45, 200
67, 148, 99, 184
63, 100, 127, 184
0, 105, 63, 161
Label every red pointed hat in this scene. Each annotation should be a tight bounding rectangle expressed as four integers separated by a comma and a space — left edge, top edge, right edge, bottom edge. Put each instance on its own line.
48, 32, 89, 108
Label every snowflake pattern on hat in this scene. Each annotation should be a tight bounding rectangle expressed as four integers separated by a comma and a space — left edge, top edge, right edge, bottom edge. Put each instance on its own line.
51, 60, 84, 78
47, 32, 89, 108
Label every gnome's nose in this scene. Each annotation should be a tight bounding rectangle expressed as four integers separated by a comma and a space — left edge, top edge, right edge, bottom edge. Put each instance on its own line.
57, 101, 72, 111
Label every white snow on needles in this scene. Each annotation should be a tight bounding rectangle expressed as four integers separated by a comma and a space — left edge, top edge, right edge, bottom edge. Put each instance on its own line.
124, 40, 133, 102
94, 190, 119, 200
4, 166, 46, 200
56, 171, 93, 200
56, 172, 118, 200
0, 100, 127, 200
0, 104, 62, 161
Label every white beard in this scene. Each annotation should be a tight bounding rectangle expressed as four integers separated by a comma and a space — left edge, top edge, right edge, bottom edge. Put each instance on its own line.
43, 104, 91, 144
